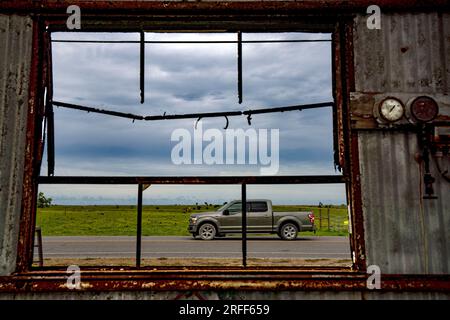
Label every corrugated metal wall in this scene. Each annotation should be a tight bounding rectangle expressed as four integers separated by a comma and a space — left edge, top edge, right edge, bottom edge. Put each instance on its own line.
0, 14, 33, 276
354, 13, 450, 274
354, 13, 450, 94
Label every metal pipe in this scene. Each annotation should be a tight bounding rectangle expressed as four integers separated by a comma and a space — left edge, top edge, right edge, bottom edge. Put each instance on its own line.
52, 100, 333, 122
136, 184, 143, 268
237, 31, 243, 104
243, 102, 334, 115
140, 31, 145, 104
241, 183, 247, 268
52, 101, 145, 120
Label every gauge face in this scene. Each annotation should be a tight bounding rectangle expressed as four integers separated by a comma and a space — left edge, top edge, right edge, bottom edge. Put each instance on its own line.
410, 96, 439, 122
379, 98, 404, 122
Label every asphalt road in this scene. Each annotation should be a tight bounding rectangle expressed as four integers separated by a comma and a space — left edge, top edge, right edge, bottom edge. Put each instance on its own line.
37, 236, 351, 259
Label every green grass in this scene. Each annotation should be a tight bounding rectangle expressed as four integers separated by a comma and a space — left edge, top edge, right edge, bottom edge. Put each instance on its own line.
36, 205, 349, 236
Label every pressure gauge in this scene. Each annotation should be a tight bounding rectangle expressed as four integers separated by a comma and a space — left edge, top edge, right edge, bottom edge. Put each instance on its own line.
379, 98, 405, 122
410, 96, 439, 122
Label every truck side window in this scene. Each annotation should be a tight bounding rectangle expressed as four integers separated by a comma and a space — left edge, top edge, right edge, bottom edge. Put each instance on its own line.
227, 202, 251, 214
227, 202, 242, 213
249, 202, 268, 212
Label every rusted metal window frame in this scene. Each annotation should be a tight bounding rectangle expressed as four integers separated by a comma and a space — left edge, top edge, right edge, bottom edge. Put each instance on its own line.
7, 4, 382, 292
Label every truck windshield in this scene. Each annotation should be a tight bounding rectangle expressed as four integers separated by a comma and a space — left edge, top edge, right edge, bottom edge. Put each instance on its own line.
217, 203, 229, 211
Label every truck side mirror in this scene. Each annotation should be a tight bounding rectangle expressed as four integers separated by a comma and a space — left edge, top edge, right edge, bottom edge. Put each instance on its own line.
223, 209, 230, 216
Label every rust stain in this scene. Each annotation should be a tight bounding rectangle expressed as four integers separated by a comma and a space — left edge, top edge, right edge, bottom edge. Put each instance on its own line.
1, 0, 450, 13
16, 18, 43, 274
0, 271, 448, 293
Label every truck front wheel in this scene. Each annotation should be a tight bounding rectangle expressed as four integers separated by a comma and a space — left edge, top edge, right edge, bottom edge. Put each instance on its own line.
198, 223, 217, 240
279, 223, 298, 240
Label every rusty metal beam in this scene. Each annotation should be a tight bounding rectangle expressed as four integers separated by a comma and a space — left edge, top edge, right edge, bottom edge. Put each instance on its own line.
37, 175, 347, 185
340, 21, 367, 272
1, 1, 449, 14
44, 31, 55, 176
0, 271, 448, 293
16, 18, 44, 274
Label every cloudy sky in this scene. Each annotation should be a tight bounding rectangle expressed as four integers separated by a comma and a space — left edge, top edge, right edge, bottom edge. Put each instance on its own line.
39, 31, 346, 205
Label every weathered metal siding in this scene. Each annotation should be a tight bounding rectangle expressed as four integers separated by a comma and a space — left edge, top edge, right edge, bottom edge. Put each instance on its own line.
354, 13, 450, 94
354, 13, 450, 274
0, 14, 33, 276
358, 131, 450, 274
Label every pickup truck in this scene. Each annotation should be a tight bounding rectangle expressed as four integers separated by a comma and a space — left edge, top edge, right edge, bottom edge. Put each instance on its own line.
188, 199, 315, 240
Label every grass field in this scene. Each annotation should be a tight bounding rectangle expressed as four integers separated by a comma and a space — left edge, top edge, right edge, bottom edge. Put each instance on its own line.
36, 205, 349, 236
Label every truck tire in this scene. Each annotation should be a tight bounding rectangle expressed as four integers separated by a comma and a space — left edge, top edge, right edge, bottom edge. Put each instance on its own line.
279, 222, 298, 240
198, 223, 217, 240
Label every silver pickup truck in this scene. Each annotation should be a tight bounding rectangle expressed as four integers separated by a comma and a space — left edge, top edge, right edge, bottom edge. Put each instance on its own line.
188, 199, 315, 240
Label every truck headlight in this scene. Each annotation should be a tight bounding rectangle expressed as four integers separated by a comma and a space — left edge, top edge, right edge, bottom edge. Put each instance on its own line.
190, 217, 198, 224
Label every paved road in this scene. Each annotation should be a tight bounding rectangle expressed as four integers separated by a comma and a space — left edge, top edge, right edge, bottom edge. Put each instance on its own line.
37, 236, 351, 259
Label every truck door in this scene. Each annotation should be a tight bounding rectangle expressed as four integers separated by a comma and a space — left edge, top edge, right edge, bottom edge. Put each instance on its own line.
247, 201, 272, 232
219, 201, 245, 232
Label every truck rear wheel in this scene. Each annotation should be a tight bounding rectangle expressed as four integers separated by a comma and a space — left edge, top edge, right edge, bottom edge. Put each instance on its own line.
198, 223, 217, 240
279, 223, 298, 240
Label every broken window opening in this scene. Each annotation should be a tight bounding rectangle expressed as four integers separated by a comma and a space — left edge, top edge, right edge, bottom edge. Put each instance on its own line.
27, 29, 355, 273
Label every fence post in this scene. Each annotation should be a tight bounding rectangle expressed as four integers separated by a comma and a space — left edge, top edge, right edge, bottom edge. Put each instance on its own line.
319, 208, 322, 229
327, 207, 330, 231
